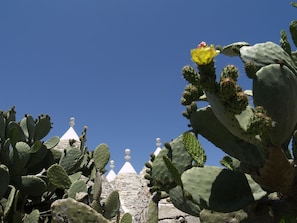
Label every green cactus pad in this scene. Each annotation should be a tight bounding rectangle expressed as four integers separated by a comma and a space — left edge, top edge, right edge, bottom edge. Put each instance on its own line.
181, 166, 267, 212
23, 209, 40, 223
199, 209, 249, 223
59, 146, 83, 174
183, 131, 206, 167
0, 111, 6, 140
51, 198, 110, 223
27, 146, 53, 174
20, 115, 35, 140
93, 143, 110, 172
33, 115, 52, 141
92, 171, 102, 203
103, 190, 120, 219
7, 121, 26, 145
280, 30, 292, 55
69, 171, 82, 183
190, 107, 265, 167
253, 64, 297, 146
68, 180, 87, 199
150, 133, 193, 192
240, 41, 297, 75
29, 140, 42, 153
13, 175, 47, 196
47, 164, 72, 189
5, 106, 16, 124
290, 20, 297, 48
44, 136, 60, 149
146, 197, 159, 223
9, 142, 31, 175
163, 156, 182, 186
169, 185, 201, 216
0, 164, 10, 199
205, 91, 261, 146
220, 42, 250, 57
120, 213, 133, 223
3, 185, 16, 220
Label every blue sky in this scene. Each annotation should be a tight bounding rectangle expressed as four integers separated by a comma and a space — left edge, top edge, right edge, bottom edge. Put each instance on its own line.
0, 1, 296, 173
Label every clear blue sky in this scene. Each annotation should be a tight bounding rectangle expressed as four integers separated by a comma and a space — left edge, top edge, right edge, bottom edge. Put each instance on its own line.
0, 1, 296, 173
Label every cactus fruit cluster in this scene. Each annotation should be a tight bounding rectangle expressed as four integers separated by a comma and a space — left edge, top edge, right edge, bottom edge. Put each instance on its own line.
146, 2, 297, 223
0, 107, 132, 223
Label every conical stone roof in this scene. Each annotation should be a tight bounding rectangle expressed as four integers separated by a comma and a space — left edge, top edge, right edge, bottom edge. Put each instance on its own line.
56, 117, 80, 150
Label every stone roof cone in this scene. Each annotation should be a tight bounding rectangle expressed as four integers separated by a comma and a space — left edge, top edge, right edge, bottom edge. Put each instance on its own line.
106, 160, 117, 182
60, 117, 80, 141
113, 149, 150, 222
56, 117, 81, 150
118, 149, 137, 174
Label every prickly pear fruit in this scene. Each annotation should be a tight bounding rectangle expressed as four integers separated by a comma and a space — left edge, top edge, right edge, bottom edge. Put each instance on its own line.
182, 65, 200, 85
220, 65, 239, 81
219, 77, 237, 101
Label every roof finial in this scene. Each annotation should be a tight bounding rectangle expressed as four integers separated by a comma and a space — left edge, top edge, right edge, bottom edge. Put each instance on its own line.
125, 149, 131, 162
110, 160, 115, 170
156, 138, 161, 148
70, 117, 75, 127
154, 137, 162, 156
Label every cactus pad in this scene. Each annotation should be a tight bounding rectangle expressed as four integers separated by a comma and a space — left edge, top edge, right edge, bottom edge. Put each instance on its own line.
190, 107, 265, 168
47, 164, 72, 189
59, 146, 83, 174
0, 164, 10, 199
150, 133, 193, 192
94, 143, 110, 173
181, 166, 267, 212
169, 185, 201, 216
220, 41, 250, 57
240, 41, 297, 75
51, 198, 110, 223
23, 209, 40, 223
103, 190, 120, 219
120, 213, 133, 223
253, 64, 297, 146
182, 131, 206, 167
68, 180, 87, 199
15, 175, 47, 196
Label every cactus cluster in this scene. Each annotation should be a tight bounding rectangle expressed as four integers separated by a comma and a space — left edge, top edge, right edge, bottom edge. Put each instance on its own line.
0, 107, 132, 223
146, 2, 297, 222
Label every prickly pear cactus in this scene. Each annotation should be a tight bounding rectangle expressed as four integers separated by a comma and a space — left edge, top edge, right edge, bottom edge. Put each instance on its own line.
146, 3, 297, 222
0, 107, 130, 223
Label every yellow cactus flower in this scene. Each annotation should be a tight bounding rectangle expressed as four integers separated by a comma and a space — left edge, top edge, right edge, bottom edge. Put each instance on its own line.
191, 42, 219, 65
